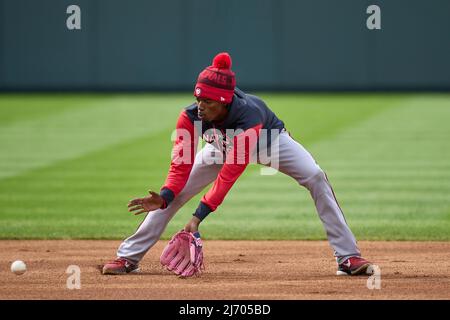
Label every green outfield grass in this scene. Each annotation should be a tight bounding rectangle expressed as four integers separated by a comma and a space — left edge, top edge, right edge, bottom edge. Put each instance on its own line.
0, 93, 449, 240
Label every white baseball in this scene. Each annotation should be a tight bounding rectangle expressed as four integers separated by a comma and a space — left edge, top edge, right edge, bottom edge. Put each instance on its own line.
11, 260, 27, 275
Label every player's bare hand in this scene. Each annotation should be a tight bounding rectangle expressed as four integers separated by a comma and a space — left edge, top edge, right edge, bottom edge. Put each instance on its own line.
127, 190, 164, 215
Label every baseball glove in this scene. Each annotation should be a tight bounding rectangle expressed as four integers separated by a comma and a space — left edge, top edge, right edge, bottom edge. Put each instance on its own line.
160, 230, 204, 277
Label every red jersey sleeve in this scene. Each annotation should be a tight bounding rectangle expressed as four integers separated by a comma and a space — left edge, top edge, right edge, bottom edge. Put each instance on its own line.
160, 110, 198, 207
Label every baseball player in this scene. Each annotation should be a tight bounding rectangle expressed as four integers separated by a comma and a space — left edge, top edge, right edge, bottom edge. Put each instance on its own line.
102, 52, 372, 276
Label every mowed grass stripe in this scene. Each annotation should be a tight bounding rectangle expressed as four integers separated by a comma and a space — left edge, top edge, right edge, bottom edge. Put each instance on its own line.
314, 96, 450, 162
257, 93, 405, 147
0, 94, 186, 179
0, 94, 98, 125
0, 129, 174, 213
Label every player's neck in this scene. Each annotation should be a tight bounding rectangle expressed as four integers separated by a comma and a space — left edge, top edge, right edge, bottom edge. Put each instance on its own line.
212, 106, 229, 124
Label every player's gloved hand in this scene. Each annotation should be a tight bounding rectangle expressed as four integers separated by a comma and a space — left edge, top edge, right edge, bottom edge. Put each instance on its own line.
160, 230, 204, 277
127, 190, 164, 215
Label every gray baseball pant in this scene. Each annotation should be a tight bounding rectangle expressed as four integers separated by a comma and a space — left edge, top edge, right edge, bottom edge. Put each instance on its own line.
117, 131, 360, 264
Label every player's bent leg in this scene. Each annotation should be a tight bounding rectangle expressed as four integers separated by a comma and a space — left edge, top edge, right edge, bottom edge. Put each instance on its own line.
265, 131, 371, 275
301, 170, 361, 259
103, 144, 222, 274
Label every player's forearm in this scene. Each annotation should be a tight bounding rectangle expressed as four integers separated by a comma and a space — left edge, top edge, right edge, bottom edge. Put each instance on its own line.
184, 216, 201, 233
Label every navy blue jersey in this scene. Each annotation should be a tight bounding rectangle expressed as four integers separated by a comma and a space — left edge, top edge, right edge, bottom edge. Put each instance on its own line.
184, 88, 284, 153
185, 88, 284, 133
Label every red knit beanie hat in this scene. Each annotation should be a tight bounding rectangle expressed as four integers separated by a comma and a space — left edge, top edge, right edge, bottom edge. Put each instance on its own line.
194, 52, 236, 104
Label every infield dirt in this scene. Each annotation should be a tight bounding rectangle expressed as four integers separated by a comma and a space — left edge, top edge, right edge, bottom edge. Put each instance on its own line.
0, 240, 448, 300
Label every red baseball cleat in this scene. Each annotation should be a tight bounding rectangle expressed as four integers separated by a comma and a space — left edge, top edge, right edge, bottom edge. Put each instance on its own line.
102, 258, 140, 275
337, 256, 372, 276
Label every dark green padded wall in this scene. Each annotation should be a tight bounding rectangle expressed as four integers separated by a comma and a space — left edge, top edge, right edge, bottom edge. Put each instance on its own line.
0, 0, 449, 90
